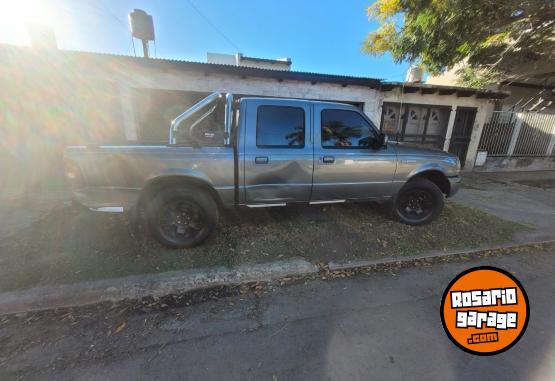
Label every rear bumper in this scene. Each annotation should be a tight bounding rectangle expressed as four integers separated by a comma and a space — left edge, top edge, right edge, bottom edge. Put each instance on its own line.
447, 176, 461, 197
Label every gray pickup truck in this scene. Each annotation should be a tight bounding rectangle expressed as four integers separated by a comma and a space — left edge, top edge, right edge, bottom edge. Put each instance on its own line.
64, 93, 460, 248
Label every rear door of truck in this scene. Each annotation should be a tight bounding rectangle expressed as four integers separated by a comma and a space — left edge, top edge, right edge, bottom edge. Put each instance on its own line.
241, 98, 313, 205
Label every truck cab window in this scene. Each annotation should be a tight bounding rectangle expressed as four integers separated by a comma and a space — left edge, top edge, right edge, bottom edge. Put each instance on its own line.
321, 109, 376, 148
256, 106, 305, 148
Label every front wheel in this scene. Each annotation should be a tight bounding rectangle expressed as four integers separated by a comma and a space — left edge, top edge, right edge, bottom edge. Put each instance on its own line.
146, 186, 219, 248
392, 178, 444, 226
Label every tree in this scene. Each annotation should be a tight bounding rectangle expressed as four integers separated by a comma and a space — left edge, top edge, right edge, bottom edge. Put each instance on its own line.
363, 0, 555, 87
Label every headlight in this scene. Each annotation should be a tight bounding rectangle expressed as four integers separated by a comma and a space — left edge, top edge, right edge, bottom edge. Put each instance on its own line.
443, 156, 458, 167
443, 156, 460, 174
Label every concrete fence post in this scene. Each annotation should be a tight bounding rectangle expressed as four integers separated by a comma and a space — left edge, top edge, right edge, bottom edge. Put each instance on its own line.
442, 105, 458, 152
507, 112, 524, 157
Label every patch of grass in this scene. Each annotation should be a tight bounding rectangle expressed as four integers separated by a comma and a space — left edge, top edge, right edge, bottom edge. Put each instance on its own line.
0, 201, 526, 292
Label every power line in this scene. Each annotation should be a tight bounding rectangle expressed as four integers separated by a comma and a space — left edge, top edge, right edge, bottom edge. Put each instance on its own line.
185, 0, 242, 52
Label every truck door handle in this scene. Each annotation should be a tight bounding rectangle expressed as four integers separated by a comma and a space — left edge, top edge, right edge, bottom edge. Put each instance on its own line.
322, 156, 335, 164
255, 156, 269, 164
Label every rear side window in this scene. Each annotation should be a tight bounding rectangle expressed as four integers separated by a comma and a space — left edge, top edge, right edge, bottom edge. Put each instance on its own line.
257, 106, 305, 148
321, 109, 376, 148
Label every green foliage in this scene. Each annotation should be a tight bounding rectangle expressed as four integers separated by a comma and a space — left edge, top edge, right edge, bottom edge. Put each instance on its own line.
364, 0, 555, 85
455, 66, 499, 89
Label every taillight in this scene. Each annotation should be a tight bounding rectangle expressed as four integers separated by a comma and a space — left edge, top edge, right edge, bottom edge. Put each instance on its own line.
64, 160, 83, 189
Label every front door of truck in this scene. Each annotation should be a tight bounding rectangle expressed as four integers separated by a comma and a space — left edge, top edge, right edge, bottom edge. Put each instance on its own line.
243, 99, 313, 204
312, 105, 396, 201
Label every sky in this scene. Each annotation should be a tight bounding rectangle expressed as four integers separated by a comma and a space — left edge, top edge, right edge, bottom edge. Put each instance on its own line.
0, 0, 409, 81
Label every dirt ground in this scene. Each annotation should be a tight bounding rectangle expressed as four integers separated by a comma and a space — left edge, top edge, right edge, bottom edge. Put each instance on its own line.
0, 200, 524, 292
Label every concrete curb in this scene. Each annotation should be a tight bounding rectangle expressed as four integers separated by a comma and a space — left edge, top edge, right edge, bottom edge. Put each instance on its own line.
327, 239, 555, 271
0, 259, 318, 316
0, 240, 553, 316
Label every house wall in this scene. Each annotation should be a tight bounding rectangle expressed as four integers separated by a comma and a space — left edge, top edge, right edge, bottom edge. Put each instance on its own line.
498, 84, 555, 114
79, 61, 383, 139
237, 60, 291, 71
475, 157, 555, 172
78, 59, 497, 170
0, 49, 499, 194
207, 52, 291, 71
0, 51, 127, 191
380, 88, 496, 169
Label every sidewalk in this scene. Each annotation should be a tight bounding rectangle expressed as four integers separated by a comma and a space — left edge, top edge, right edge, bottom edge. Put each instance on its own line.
455, 170, 555, 242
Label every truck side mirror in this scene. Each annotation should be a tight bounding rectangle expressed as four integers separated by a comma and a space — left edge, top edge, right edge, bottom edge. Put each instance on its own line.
370, 132, 388, 149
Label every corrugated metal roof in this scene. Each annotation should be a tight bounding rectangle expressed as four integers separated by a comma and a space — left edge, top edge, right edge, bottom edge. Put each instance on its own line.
0, 44, 376, 88
0, 44, 509, 98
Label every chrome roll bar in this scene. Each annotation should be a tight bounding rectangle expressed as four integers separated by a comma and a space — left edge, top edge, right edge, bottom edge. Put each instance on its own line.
224, 93, 233, 145
168, 92, 222, 144
168, 92, 234, 145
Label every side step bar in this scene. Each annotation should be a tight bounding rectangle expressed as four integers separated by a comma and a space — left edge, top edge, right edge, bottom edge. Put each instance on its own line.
246, 203, 286, 208
309, 200, 346, 205
90, 207, 124, 213
246, 200, 346, 208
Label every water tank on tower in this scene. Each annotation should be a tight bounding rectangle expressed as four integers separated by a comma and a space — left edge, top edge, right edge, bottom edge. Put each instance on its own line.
128, 9, 155, 58
405, 65, 424, 83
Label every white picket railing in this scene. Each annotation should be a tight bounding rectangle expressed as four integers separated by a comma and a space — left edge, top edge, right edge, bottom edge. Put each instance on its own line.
479, 111, 555, 157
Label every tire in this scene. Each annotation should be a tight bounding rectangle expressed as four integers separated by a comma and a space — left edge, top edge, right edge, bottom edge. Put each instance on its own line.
146, 186, 219, 248
392, 178, 444, 226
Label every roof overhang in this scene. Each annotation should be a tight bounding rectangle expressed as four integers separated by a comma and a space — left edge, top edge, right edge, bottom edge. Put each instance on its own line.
380, 81, 509, 99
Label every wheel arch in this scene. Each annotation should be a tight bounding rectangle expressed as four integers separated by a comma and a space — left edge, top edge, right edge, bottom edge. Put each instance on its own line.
408, 170, 450, 195
138, 174, 223, 210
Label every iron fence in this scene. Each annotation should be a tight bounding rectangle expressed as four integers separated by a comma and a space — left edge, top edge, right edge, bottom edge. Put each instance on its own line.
478, 111, 555, 157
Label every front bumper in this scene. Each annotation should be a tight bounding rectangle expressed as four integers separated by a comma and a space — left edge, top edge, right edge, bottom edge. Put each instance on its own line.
447, 176, 461, 197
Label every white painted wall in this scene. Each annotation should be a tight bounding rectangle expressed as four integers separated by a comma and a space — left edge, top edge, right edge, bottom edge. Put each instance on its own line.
105, 65, 382, 124
207, 52, 291, 71
84, 60, 496, 170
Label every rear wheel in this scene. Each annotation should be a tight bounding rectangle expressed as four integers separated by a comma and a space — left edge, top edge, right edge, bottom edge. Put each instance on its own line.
392, 178, 444, 225
146, 186, 218, 248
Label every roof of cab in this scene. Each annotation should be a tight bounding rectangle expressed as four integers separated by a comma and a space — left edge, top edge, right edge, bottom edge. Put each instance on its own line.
238, 97, 360, 110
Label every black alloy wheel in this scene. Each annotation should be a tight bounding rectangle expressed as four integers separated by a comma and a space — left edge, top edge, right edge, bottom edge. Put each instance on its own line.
147, 186, 218, 248
393, 178, 444, 226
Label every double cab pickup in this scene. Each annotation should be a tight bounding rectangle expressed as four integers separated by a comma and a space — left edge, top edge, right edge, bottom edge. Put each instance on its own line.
65, 93, 460, 248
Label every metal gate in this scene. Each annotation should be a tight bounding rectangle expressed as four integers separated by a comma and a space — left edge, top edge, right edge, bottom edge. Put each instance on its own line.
380, 102, 450, 149
449, 108, 476, 165
479, 111, 555, 157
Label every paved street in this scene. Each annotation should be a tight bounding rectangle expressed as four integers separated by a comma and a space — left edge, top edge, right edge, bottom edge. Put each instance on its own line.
1, 245, 554, 380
